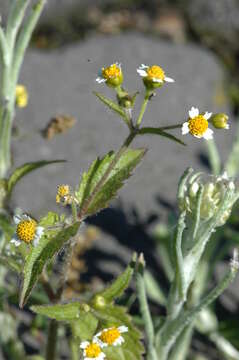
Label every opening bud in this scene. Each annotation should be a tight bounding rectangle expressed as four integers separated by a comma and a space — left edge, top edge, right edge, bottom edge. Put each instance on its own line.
211, 113, 229, 129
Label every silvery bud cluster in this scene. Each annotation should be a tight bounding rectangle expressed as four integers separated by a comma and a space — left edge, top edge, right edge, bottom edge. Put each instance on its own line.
179, 170, 238, 227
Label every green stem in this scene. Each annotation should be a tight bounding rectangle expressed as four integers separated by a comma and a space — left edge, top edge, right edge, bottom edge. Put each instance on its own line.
206, 139, 221, 175
46, 320, 58, 360
71, 201, 78, 222
136, 258, 158, 360
70, 338, 79, 360
136, 91, 150, 128
159, 124, 182, 131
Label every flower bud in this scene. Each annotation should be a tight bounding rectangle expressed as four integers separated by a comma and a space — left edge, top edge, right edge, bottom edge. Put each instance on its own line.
211, 113, 229, 129
96, 63, 123, 88
179, 171, 237, 226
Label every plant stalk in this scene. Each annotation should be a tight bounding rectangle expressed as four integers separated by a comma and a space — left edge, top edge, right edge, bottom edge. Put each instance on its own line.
46, 319, 58, 360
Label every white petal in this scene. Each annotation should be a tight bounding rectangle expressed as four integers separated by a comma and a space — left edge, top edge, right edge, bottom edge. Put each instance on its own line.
139, 64, 148, 69
113, 336, 124, 346
229, 181, 235, 190
189, 107, 199, 119
225, 124, 229, 129
13, 215, 22, 224
204, 112, 212, 120
152, 78, 163, 83
137, 69, 147, 77
181, 122, 189, 135
118, 326, 128, 333
92, 337, 107, 348
80, 341, 89, 349
96, 77, 106, 84
10, 238, 21, 247
203, 128, 214, 140
36, 226, 44, 237
164, 76, 175, 83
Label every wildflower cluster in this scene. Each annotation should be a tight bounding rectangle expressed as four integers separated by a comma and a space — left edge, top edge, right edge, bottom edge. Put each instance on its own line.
80, 326, 128, 359
96, 62, 229, 142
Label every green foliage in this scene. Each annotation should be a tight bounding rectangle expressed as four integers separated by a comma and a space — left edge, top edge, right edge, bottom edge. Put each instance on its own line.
7, 160, 65, 197
31, 302, 88, 321
20, 221, 80, 307
76, 148, 146, 216
93, 254, 137, 304
138, 127, 186, 146
0, 255, 21, 273
0, 213, 14, 241
94, 91, 128, 121
71, 313, 99, 341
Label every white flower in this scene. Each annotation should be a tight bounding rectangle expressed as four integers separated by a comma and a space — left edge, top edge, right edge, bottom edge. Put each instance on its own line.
94, 326, 128, 348
137, 64, 174, 83
11, 214, 44, 247
182, 106, 214, 140
80, 341, 105, 360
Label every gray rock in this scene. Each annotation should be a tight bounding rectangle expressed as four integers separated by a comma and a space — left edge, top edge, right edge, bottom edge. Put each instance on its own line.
0, 0, 117, 24
186, 0, 239, 50
10, 33, 233, 221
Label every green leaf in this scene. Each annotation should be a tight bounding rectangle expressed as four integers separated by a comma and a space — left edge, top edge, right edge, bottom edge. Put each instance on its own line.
31, 302, 87, 321
76, 148, 146, 216
20, 222, 80, 307
92, 305, 144, 360
7, 160, 66, 196
32, 302, 99, 340
94, 91, 127, 120
138, 127, 186, 146
93, 255, 137, 304
71, 313, 99, 340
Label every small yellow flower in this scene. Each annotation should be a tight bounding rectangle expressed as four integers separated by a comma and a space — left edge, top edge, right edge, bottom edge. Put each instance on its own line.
11, 214, 44, 247
94, 325, 128, 348
80, 341, 105, 360
15, 85, 28, 108
96, 62, 123, 87
56, 184, 72, 205
182, 107, 214, 140
137, 64, 174, 89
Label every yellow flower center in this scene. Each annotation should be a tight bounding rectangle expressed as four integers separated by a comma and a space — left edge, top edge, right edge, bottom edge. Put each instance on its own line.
147, 65, 165, 81
16, 85, 28, 108
102, 64, 121, 80
188, 115, 208, 136
16, 219, 37, 243
56, 184, 70, 203
99, 327, 121, 345
85, 343, 102, 358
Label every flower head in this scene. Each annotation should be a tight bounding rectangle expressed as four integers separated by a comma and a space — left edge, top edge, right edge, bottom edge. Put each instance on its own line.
137, 64, 174, 89
96, 63, 123, 87
11, 214, 44, 247
80, 341, 105, 360
94, 326, 128, 348
56, 184, 72, 205
182, 107, 213, 140
15, 85, 28, 108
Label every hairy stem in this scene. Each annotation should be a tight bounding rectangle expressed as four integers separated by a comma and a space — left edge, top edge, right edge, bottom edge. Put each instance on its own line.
46, 320, 58, 360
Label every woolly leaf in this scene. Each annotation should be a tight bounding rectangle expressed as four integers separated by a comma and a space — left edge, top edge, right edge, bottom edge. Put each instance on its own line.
76, 148, 146, 216
138, 127, 186, 146
20, 222, 80, 307
31, 302, 87, 321
7, 160, 65, 196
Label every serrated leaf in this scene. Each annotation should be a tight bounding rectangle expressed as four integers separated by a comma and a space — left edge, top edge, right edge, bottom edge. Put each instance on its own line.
93, 256, 136, 304
31, 302, 86, 321
76, 148, 146, 216
92, 305, 144, 360
7, 160, 66, 196
71, 313, 99, 340
138, 127, 186, 146
38, 211, 64, 227
94, 91, 127, 120
20, 222, 80, 307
